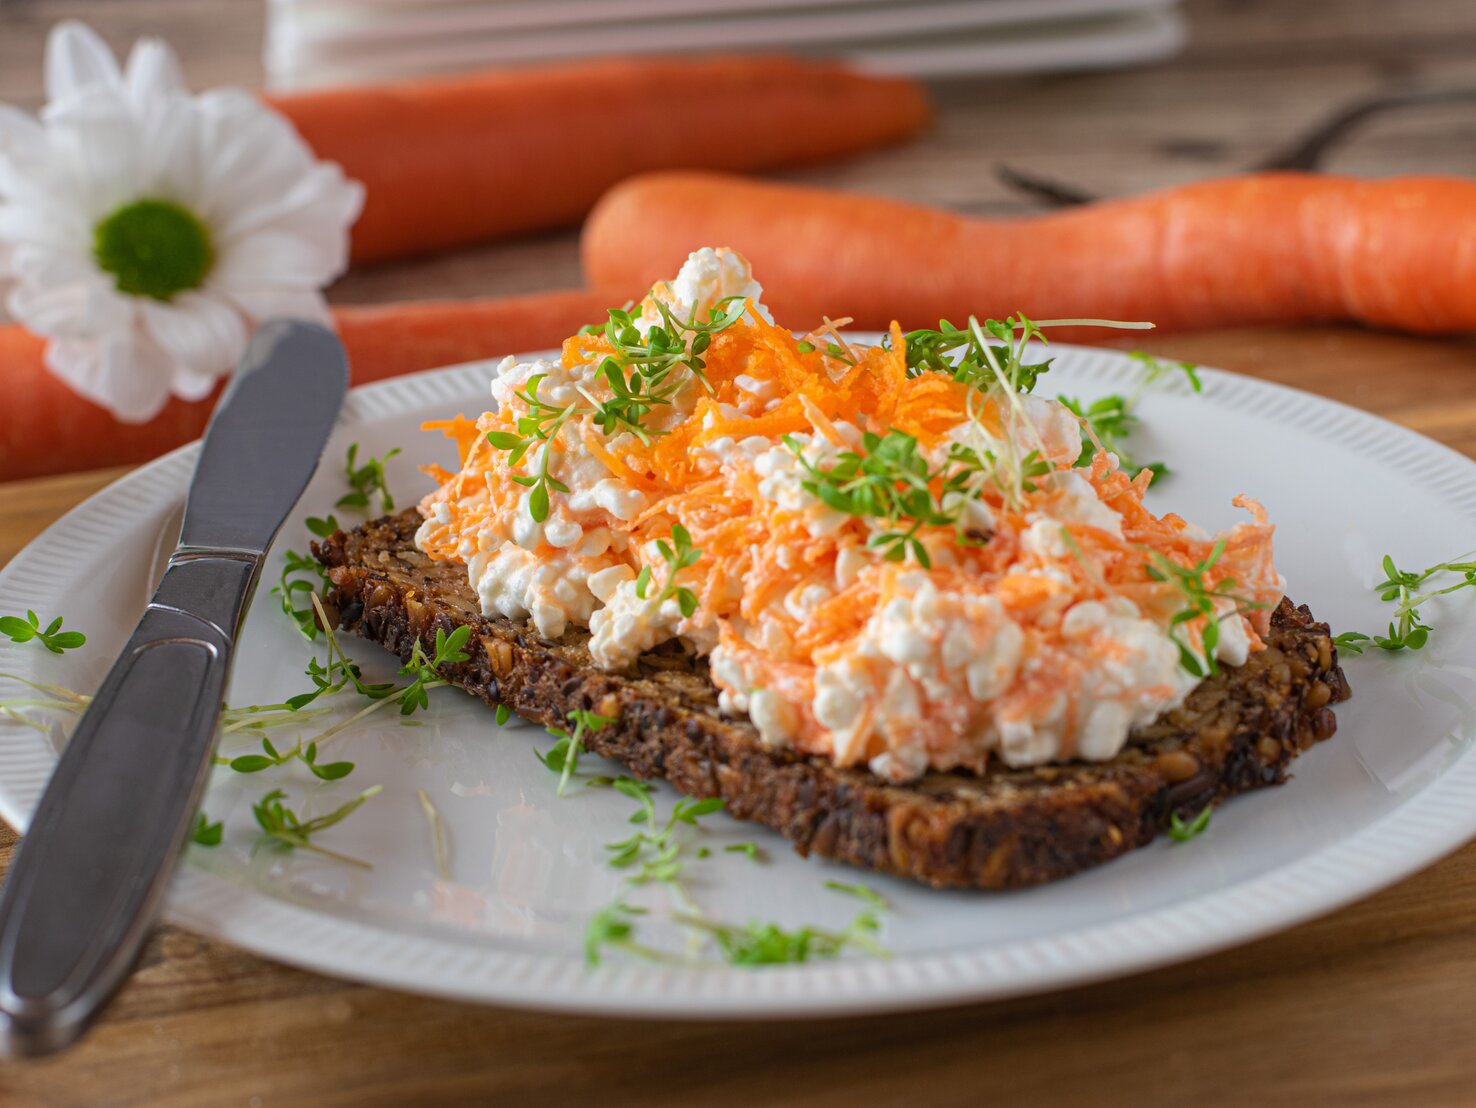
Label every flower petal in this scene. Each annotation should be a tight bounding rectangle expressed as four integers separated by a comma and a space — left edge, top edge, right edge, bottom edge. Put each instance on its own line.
213, 162, 362, 276
213, 286, 332, 327
43, 93, 145, 219
171, 364, 224, 404
0, 106, 45, 160
0, 134, 66, 202
8, 24, 355, 424
139, 292, 246, 382
211, 229, 337, 292
7, 271, 134, 340
44, 332, 174, 423
9, 282, 88, 335
0, 112, 53, 225
135, 95, 202, 203
45, 22, 123, 107
192, 91, 327, 229
0, 200, 89, 253
9, 243, 95, 287
123, 37, 187, 112
211, 228, 337, 326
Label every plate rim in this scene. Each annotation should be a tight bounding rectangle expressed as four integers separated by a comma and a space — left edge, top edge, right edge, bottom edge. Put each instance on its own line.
3, 342, 1476, 1018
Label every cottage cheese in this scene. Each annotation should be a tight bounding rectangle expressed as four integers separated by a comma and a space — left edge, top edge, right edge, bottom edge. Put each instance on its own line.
414, 247, 1285, 783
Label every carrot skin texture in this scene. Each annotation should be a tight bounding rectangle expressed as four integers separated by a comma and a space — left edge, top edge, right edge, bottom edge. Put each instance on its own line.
267, 56, 929, 265
0, 289, 609, 482
331, 290, 607, 383
582, 170, 1476, 336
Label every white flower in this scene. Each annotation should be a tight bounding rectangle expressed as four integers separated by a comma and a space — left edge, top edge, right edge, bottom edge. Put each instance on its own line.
0, 22, 363, 421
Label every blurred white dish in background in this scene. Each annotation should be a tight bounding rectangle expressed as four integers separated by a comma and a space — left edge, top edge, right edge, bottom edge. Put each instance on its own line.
264, 0, 1186, 89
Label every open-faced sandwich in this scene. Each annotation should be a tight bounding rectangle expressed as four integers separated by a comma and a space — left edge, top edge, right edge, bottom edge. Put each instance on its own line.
315, 247, 1349, 889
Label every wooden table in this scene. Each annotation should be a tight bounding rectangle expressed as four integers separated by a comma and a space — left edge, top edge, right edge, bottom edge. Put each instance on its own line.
5, 1, 1476, 1104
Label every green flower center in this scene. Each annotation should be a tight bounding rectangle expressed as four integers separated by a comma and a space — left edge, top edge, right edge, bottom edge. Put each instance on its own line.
93, 198, 214, 302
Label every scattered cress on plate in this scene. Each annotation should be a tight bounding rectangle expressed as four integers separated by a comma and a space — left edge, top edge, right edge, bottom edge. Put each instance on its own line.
5, 352, 1476, 992
9, 246, 1476, 970
0, 246, 1375, 895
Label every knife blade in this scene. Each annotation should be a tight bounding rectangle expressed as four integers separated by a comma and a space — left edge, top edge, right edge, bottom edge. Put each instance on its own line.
0, 320, 347, 1056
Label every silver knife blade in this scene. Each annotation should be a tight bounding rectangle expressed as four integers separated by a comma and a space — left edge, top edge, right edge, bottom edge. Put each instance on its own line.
0, 319, 347, 1056
180, 319, 349, 553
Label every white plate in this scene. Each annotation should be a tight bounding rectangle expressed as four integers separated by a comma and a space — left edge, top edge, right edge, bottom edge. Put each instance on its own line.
2, 342, 1476, 1019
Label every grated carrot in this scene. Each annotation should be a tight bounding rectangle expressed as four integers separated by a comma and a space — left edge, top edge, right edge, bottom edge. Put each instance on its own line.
412, 270, 1282, 771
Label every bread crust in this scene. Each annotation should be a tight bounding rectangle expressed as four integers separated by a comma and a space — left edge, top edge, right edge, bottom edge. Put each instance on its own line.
315, 510, 1350, 889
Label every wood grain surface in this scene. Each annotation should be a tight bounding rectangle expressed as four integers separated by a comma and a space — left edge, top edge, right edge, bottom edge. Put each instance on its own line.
3, 0, 1476, 1104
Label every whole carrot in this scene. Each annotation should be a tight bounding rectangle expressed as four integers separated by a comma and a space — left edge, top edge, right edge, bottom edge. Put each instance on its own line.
0, 289, 609, 482
582, 170, 1476, 336
332, 290, 607, 383
268, 56, 928, 266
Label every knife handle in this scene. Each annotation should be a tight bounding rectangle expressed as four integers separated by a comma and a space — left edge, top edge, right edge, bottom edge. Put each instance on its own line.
0, 553, 259, 1056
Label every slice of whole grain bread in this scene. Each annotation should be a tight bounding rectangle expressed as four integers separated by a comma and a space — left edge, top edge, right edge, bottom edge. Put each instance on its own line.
314, 509, 1350, 889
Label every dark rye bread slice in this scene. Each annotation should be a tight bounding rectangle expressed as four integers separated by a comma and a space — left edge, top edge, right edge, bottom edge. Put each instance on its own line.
314, 509, 1351, 889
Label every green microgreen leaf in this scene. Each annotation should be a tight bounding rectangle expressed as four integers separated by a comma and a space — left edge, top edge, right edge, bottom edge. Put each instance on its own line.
1169, 806, 1212, 842
645, 524, 702, 618
823, 880, 889, 909
1128, 351, 1202, 394
0, 610, 86, 654
485, 297, 749, 524
394, 624, 473, 716
601, 777, 724, 885
787, 430, 1014, 563
229, 753, 278, 773
1334, 549, 1476, 654
668, 908, 888, 967
584, 900, 652, 967
895, 313, 1088, 395
251, 785, 382, 868
190, 812, 223, 847
272, 549, 332, 641
537, 708, 617, 796
1145, 539, 1268, 677
1060, 354, 1201, 483
337, 443, 401, 514
221, 734, 356, 782
301, 741, 355, 781
673, 796, 725, 823
482, 374, 581, 524
889, 317, 1146, 510
597, 764, 894, 964
305, 515, 340, 538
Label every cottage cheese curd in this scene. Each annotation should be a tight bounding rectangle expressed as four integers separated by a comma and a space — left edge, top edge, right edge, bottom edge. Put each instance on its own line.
414, 247, 1285, 781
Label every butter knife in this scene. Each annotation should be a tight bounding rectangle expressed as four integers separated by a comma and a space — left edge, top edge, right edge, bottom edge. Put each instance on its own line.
0, 320, 348, 1056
